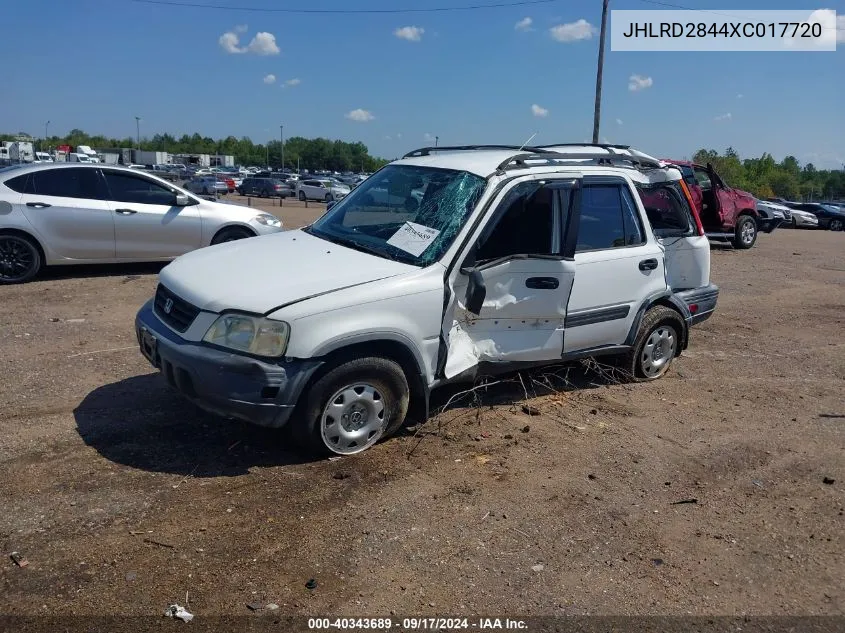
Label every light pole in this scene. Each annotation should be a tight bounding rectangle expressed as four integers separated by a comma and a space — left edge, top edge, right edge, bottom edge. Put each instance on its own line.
266, 143, 269, 168
435, 136, 439, 147
280, 125, 285, 172
135, 116, 141, 150
591, 0, 610, 144
44, 120, 50, 153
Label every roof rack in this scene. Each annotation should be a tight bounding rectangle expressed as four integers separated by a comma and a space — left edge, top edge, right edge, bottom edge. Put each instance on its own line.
494, 149, 663, 173
534, 142, 632, 150
402, 145, 544, 158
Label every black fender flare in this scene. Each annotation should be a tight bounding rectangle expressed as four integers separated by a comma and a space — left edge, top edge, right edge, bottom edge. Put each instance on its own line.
625, 292, 691, 354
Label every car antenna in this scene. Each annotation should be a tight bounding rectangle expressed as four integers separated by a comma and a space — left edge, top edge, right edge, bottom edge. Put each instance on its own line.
517, 132, 538, 152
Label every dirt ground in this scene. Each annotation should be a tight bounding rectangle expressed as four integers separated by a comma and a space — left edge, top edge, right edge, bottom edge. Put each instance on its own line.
0, 206, 843, 624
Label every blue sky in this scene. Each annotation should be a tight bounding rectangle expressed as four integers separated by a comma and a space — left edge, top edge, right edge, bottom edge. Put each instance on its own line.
3, 0, 844, 167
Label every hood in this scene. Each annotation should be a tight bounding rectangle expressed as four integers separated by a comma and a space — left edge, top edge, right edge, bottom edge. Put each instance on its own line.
159, 230, 416, 314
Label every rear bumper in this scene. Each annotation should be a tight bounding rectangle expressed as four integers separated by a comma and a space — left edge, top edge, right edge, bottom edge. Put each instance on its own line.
675, 284, 719, 326
135, 300, 322, 428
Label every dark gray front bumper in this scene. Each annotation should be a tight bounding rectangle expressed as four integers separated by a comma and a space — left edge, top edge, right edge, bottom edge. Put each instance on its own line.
674, 284, 719, 326
135, 300, 321, 428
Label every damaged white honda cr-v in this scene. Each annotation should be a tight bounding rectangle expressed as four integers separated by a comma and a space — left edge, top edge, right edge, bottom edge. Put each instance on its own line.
135, 144, 719, 455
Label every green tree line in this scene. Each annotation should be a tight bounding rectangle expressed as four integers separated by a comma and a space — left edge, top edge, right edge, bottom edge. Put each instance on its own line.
1, 129, 390, 173
693, 147, 844, 201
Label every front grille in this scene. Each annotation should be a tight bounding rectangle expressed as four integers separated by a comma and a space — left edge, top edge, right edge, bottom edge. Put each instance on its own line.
154, 284, 200, 333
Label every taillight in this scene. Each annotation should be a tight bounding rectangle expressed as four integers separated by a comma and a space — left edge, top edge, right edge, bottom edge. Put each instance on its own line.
679, 179, 705, 236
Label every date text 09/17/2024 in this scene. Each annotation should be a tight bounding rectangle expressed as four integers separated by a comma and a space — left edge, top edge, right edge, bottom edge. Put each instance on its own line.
307, 618, 528, 630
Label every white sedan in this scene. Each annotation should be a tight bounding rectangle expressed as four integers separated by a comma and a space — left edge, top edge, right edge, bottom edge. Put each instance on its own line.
0, 163, 283, 284
788, 207, 820, 229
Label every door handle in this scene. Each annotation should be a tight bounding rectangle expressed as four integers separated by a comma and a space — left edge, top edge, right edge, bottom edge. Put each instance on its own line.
115, 208, 138, 215
639, 258, 659, 271
26, 202, 51, 209
525, 277, 559, 290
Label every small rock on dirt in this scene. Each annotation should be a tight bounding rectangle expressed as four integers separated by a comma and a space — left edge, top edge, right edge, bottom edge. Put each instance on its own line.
266, 603, 279, 611
588, 474, 597, 480
652, 558, 663, 566
305, 578, 317, 590
521, 425, 530, 433
332, 472, 350, 480
822, 477, 835, 485
531, 564, 544, 572
125, 571, 137, 581
521, 405, 540, 416
9, 552, 28, 568
247, 603, 264, 611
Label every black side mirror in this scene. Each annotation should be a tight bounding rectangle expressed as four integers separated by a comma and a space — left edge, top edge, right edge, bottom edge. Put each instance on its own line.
463, 268, 486, 315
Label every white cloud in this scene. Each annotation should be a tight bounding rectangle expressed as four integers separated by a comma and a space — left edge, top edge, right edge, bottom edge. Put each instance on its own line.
394, 26, 424, 42
346, 108, 375, 122
219, 27, 280, 55
714, 112, 732, 122
219, 30, 245, 54
628, 74, 653, 92
397, 133, 402, 139
423, 133, 436, 142
515, 17, 533, 32
263, 74, 276, 84
616, 118, 623, 126
247, 32, 280, 55
737, 93, 743, 99
384, 135, 392, 140
531, 104, 549, 117
283, 78, 301, 87
550, 19, 597, 42
780, 10, 841, 49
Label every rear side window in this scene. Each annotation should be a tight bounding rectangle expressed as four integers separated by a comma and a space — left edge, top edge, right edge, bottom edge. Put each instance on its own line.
5, 174, 32, 193
31, 168, 103, 199
636, 182, 694, 237
576, 184, 645, 251
104, 172, 177, 205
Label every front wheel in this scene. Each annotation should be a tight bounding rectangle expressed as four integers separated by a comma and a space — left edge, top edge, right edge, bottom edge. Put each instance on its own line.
0, 234, 42, 284
623, 306, 684, 382
325, 193, 333, 203
296, 357, 409, 456
211, 227, 254, 245
733, 215, 757, 249
298, 190, 306, 202
829, 218, 844, 232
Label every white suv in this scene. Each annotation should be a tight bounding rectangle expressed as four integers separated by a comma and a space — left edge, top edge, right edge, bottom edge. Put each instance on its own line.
296, 178, 350, 202
135, 144, 719, 456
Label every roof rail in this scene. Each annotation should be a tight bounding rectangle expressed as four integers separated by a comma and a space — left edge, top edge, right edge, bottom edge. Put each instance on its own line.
535, 143, 631, 150
495, 150, 663, 173
402, 145, 544, 158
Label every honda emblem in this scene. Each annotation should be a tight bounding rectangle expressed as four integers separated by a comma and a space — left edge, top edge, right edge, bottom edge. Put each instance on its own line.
164, 298, 174, 314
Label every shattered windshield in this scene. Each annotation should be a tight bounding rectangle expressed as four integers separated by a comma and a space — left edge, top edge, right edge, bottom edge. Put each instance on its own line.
305, 165, 487, 266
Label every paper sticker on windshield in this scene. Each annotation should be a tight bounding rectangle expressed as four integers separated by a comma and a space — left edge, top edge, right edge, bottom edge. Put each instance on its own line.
386, 222, 441, 257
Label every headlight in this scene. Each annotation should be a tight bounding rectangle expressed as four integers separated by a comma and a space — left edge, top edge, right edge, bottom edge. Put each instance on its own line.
253, 213, 282, 228
203, 313, 290, 357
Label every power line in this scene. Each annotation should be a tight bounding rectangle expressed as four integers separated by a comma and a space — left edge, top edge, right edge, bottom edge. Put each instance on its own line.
121, 0, 563, 14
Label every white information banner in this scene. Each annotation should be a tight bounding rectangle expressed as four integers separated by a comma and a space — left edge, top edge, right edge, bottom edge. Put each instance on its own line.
611, 9, 838, 52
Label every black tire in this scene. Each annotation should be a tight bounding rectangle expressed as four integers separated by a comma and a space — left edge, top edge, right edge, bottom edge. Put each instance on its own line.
210, 227, 255, 245
295, 357, 409, 456
298, 190, 306, 202
829, 218, 844, 232
325, 193, 332, 203
0, 233, 42, 284
203, 187, 210, 195
791, 217, 798, 229
733, 214, 757, 249
623, 306, 684, 382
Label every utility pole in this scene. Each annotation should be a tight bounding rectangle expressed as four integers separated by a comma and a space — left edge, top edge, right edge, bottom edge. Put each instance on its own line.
592, 0, 610, 144
44, 120, 50, 153
266, 143, 269, 168
435, 136, 439, 147
280, 125, 284, 172
135, 116, 141, 150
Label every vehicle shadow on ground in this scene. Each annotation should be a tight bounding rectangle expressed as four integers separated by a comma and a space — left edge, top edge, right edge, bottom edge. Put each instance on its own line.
74, 374, 311, 477
42, 262, 167, 281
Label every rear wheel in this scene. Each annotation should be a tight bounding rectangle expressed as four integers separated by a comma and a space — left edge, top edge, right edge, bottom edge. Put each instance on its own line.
325, 193, 333, 202
733, 215, 757, 249
829, 218, 844, 232
295, 357, 409, 456
0, 234, 42, 284
623, 306, 684, 382
298, 190, 306, 202
211, 227, 254, 245
792, 217, 798, 229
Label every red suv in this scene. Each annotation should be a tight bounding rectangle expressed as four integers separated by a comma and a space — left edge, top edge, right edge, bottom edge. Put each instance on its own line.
663, 160, 760, 249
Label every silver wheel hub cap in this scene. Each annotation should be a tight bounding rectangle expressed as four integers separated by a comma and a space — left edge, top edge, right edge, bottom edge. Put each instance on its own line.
321, 383, 386, 455
742, 222, 755, 244
641, 326, 677, 377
